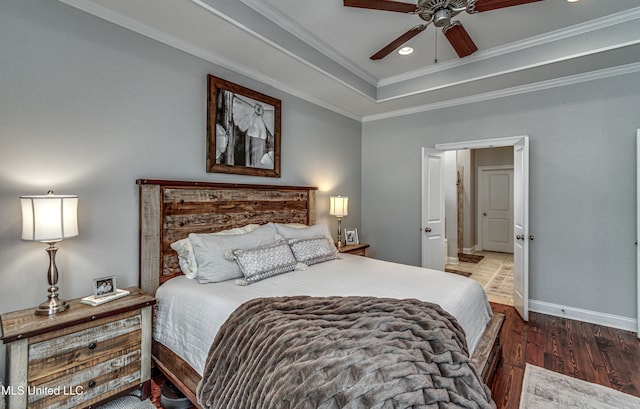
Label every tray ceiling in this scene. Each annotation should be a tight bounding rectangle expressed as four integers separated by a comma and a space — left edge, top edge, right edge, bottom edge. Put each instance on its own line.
59, 0, 640, 120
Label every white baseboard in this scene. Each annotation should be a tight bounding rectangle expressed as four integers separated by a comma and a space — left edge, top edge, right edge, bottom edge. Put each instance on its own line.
447, 256, 459, 264
529, 299, 637, 333
462, 246, 477, 254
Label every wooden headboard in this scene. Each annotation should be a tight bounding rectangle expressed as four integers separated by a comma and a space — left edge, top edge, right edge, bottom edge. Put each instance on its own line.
137, 179, 318, 295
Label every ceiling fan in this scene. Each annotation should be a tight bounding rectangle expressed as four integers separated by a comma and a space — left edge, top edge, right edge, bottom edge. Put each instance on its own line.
344, 0, 543, 60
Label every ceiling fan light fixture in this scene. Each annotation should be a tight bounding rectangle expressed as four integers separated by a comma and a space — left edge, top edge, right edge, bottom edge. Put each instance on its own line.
398, 46, 414, 55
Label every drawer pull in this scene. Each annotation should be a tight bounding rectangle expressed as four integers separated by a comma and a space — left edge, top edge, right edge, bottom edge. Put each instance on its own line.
88, 342, 97, 350
88, 380, 96, 388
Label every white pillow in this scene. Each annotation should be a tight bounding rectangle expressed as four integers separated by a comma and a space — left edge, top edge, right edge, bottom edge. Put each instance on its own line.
189, 224, 278, 284
170, 239, 199, 279
170, 224, 260, 279
279, 223, 309, 228
274, 221, 335, 245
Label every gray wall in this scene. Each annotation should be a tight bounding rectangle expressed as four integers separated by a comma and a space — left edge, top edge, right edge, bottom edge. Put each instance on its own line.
0, 0, 361, 379
363, 72, 640, 321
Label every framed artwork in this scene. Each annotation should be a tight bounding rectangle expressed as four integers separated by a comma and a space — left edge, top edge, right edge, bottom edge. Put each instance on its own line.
207, 74, 281, 177
344, 228, 359, 245
93, 275, 116, 298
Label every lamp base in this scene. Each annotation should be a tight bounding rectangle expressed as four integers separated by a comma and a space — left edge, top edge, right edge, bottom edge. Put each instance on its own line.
36, 244, 69, 316
35, 298, 69, 316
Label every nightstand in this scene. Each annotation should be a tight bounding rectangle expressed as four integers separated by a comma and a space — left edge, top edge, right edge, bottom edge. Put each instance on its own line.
338, 243, 370, 257
0, 287, 155, 409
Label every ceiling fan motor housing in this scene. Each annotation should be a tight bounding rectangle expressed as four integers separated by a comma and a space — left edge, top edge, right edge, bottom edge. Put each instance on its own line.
433, 8, 452, 26
418, 0, 473, 24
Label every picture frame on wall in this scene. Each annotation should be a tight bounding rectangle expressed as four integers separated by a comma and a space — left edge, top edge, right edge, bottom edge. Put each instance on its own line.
344, 228, 359, 245
207, 74, 281, 177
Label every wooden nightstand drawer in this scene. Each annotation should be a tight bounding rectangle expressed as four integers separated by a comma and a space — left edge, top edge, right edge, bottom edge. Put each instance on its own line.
28, 312, 142, 382
27, 350, 141, 409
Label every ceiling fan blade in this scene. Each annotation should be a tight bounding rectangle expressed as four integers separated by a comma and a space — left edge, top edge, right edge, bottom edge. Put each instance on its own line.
370, 25, 427, 60
443, 22, 478, 58
474, 0, 543, 13
344, 0, 416, 13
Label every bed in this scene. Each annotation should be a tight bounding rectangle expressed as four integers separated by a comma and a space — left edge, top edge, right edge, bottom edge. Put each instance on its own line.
138, 179, 504, 408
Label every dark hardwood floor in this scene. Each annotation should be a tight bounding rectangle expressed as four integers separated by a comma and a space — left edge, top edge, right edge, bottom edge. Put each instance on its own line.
150, 303, 640, 409
490, 302, 640, 409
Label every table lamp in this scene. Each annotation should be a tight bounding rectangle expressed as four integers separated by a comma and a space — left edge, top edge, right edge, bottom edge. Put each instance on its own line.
21, 191, 78, 316
329, 195, 348, 248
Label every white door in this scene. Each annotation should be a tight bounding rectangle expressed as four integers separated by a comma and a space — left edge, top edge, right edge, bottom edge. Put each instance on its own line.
513, 137, 529, 321
421, 147, 445, 271
479, 167, 514, 253
636, 129, 640, 337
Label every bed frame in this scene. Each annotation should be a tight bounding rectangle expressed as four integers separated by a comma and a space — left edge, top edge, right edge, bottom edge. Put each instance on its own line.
138, 179, 504, 408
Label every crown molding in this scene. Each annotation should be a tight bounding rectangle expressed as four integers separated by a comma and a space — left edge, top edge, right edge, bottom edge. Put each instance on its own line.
199, 0, 640, 106
363, 62, 640, 122
379, 6, 640, 87
205, 1, 640, 95
240, 0, 378, 86
191, 0, 376, 101
57, 0, 363, 121
56, 0, 640, 123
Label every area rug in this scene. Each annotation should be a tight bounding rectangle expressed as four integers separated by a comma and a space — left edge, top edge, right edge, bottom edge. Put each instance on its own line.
484, 264, 513, 299
444, 268, 472, 277
458, 253, 484, 263
520, 364, 640, 409
96, 396, 156, 409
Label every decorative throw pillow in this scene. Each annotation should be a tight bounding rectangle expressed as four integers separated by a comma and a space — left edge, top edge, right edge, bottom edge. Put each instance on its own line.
231, 242, 299, 285
189, 224, 277, 284
170, 224, 261, 279
288, 236, 339, 266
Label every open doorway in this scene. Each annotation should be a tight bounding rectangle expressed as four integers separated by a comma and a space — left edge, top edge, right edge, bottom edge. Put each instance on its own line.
444, 147, 515, 306
423, 136, 529, 320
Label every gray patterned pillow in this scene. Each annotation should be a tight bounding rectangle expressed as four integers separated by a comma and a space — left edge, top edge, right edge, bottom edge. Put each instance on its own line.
288, 237, 339, 266
232, 242, 298, 285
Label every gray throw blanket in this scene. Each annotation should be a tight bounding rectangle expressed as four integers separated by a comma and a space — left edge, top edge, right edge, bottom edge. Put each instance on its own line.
197, 296, 496, 409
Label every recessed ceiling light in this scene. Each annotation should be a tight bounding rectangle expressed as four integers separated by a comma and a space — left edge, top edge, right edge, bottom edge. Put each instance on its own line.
398, 46, 413, 56
567, 0, 580, 2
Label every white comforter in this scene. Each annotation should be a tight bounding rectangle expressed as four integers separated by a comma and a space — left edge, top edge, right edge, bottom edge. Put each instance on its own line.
154, 254, 493, 376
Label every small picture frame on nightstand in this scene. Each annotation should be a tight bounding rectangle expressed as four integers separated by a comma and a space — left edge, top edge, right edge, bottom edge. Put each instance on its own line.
344, 228, 359, 245
93, 275, 117, 298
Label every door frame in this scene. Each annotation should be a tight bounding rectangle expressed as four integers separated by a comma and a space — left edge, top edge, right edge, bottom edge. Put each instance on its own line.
436, 136, 529, 321
477, 165, 514, 253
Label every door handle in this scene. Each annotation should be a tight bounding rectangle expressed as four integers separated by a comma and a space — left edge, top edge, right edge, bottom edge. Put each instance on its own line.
424, 227, 432, 233
516, 234, 524, 240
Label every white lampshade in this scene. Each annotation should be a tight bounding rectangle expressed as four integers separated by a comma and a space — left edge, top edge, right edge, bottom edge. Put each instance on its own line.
21, 193, 79, 242
329, 196, 348, 217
